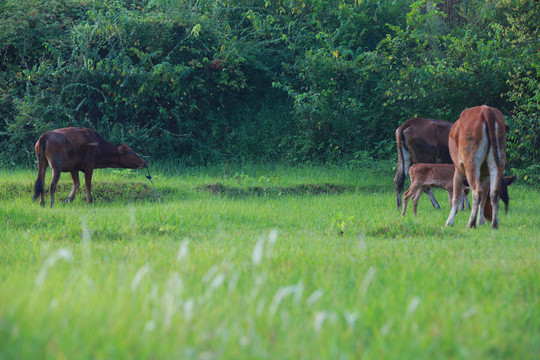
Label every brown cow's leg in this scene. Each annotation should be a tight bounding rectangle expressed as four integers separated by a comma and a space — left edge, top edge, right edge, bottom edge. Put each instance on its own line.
67, 171, 80, 203
49, 167, 61, 208
466, 173, 484, 228
455, 188, 471, 211
477, 181, 490, 226
483, 198, 493, 222
487, 151, 502, 230
84, 169, 94, 203
489, 176, 500, 229
423, 187, 441, 210
468, 189, 481, 228
448, 190, 461, 211
463, 190, 470, 210
394, 165, 407, 209
394, 141, 411, 210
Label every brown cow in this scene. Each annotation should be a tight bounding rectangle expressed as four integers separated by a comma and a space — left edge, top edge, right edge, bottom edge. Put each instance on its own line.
394, 118, 453, 209
33, 127, 148, 207
445, 106, 509, 229
402, 163, 516, 217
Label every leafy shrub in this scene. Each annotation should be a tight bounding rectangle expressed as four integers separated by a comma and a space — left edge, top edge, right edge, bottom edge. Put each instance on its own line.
0, 0, 538, 178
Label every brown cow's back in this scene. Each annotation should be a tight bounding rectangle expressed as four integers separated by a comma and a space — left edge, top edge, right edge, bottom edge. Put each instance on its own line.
401, 118, 452, 164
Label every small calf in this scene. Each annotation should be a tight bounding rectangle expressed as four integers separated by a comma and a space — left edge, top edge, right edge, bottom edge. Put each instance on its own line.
402, 163, 463, 216
402, 163, 517, 218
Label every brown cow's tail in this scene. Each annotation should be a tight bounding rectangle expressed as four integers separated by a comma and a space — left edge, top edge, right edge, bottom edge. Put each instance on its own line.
394, 125, 407, 208
33, 136, 47, 201
485, 111, 509, 213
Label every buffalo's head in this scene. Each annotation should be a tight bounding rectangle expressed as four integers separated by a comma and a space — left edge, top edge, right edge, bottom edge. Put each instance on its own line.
118, 144, 148, 169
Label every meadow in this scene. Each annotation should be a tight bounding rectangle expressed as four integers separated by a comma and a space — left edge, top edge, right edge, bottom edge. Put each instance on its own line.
0, 163, 538, 359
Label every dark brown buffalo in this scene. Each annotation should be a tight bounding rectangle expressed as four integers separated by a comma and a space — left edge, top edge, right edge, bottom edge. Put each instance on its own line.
33, 127, 148, 207
446, 105, 508, 229
394, 117, 453, 209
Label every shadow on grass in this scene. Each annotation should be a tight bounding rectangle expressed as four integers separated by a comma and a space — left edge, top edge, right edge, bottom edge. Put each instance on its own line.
367, 222, 453, 239
199, 183, 358, 198
0, 181, 168, 203
1, 180, 390, 203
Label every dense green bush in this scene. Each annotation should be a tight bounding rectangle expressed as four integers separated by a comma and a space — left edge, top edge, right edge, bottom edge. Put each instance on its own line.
501, 0, 540, 186
0, 0, 538, 185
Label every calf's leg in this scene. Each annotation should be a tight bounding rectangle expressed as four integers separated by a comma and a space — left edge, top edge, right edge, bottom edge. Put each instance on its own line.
411, 188, 424, 215
401, 189, 412, 216
401, 182, 421, 216
446, 170, 465, 226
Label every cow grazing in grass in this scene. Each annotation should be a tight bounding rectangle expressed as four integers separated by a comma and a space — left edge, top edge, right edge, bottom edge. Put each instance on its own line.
33, 127, 148, 208
445, 106, 509, 229
394, 117, 453, 210
402, 163, 516, 217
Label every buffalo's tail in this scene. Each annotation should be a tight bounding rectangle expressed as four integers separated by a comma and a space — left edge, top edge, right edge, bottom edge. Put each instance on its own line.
33, 136, 47, 201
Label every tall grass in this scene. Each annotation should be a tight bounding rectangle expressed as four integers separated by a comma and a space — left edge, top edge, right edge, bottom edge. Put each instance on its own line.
0, 164, 538, 359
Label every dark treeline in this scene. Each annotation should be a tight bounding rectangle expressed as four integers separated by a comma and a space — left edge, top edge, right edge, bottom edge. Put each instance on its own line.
0, 0, 538, 184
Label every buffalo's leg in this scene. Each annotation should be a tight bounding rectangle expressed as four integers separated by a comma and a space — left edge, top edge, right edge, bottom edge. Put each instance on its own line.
49, 167, 62, 208
33, 155, 48, 206
38, 165, 47, 206
84, 169, 94, 203
66, 171, 80, 203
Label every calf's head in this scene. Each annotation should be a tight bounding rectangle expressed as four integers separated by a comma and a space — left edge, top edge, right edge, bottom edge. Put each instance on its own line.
118, 144, 148, 169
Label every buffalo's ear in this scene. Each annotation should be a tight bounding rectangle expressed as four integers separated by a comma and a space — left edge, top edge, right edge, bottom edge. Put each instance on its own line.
118, 144, 128, 154
119, 144, 134, 155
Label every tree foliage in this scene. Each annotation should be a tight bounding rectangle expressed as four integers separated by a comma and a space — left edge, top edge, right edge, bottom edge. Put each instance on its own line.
0, 0, 538, 183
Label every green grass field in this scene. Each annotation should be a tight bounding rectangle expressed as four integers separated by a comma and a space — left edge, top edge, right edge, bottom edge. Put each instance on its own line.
0, 163, 538, 359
